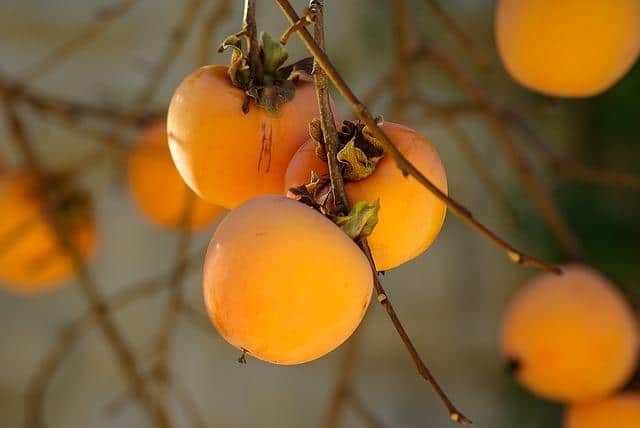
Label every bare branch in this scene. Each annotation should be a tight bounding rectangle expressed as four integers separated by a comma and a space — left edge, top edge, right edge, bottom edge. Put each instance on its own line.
274, 0, 559, 273
22, 0, 140, 81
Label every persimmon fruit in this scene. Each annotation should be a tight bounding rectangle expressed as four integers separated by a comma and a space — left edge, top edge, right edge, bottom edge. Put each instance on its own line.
0, 172, 96, 293
501, 265, 639, 402
496, 0, 640, 97
128, 121, 224, 230
167, 65, 321, 209
284, 121, 448, 271
564, 393, 640, 428
203, 196, 373, 365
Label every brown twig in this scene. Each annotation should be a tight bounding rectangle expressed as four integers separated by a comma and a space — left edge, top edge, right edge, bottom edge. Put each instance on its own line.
0, 76, 155, 126
323, 337, 359, 428
136, 0, 206, 105
1, 99, 171, 428
308, 2, 469, 424
275, 0, 559, 274
388, 0, 414, 122
21, 0, 140, 81
23, 247, 206, 428
416, 44, 583, 260
418, 0, 489, 70
347, 390, 389, 428
197, 0, 232, 66
441, 117, 520, 228
506, 111, 640, 191
152, 194, 195, 411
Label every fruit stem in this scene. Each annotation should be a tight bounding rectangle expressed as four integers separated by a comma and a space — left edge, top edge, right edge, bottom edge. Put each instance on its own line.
274, 0, 560, 274
309, 1, 470, 425
243, 0, 263, 86
309, 0, 349, 215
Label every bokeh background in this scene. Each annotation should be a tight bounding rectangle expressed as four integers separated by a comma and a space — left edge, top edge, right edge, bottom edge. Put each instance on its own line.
0, 0, 638, 427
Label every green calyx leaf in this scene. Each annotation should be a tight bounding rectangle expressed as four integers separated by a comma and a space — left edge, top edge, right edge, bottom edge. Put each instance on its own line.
261, 33, 289, 76
335, 199, 380, 240
218, 30, 314, 114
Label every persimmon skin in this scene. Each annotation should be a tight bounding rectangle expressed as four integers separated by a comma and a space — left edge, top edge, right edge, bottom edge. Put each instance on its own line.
284, 122, 448, 271
167, 65, 321, 209
496, 0, 640, 98
128, 121, 224, 230
0, 173, 96, 293
501, 265, 639, 403
203, 196, 373, 365
564, 393, 640, 428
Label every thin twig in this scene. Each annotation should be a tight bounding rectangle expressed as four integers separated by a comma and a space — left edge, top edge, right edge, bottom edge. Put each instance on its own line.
416, 45, 582, 259
21, 0, 140, 81
388, 0, 414, 122
136, 0, 206, 105
347, 390, 389, 428
506, 111, 640, 191
152, 194, 195, 410
274, 0, 559, 274
0, 76, 155, 126
323, 337, 359, 428
418, 0, 488, 70
197, 0, 232, 66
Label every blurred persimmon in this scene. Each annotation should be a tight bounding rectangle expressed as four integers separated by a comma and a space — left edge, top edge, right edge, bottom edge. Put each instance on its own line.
501, 265, 639, 402
0, 172, 96, 293
564, 393, 640, 428
128, 121, 224, 230
496, 0, 640, 97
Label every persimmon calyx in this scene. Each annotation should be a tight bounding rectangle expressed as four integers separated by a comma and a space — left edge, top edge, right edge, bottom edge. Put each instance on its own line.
219, 32, 313, 114
309, 118, 387, 182
288, 171, 332, 213
335, 199, 380, 240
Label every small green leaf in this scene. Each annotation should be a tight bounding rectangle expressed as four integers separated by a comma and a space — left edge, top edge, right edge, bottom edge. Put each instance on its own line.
336, 199, 380, 240
261, 33, 289, 75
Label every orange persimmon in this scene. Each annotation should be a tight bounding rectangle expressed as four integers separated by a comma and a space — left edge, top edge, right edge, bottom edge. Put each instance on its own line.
167, 65, 321, 209
501, 265, 639, 402
496, 0, 640, 97
203, 196, 373, 365
128, 121, 224, 230
0, 172, 96, 293
565, 393, 640, 428
284, 122, 448, 271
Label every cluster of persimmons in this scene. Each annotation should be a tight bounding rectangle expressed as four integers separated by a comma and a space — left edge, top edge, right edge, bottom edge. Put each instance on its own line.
496, 1, 640, 426
0, 0, 639, 425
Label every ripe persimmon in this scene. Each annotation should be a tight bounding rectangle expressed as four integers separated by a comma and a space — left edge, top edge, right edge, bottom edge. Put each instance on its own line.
167, 65, 320, 209
128, 120, 224, 230
284, 121, 448, 271
0, 172, 96, 293
564, 393, 640, 428
203, 196, 373, 365
501, 265, 639, 402
496, 0, 640, 97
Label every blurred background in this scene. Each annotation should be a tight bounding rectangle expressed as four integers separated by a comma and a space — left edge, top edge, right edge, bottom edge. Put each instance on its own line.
0, 0, 638, 427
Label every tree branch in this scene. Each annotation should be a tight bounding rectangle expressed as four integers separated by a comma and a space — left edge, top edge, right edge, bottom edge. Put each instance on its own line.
275, 0, 559, 274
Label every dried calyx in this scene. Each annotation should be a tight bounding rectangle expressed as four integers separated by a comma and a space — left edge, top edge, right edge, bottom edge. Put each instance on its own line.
309, 118, 386, 181
31, 174, 94, 229
219, 32, 313, 114
289, 118, 386, 240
